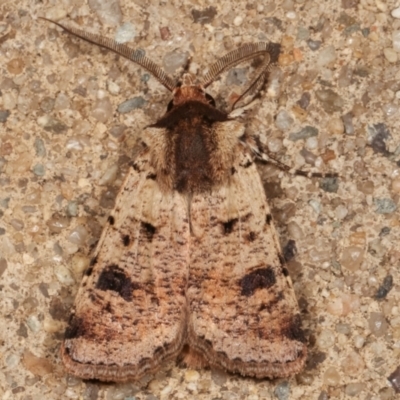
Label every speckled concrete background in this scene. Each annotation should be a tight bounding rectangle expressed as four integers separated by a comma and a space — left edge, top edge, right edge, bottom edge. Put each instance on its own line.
1, 0, 400, 399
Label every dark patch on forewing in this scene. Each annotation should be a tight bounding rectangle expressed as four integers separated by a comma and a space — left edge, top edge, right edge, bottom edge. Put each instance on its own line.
247, 231, 257, 242
223, 218, 238, 234
122, 234, 130, 247
89, 255, 98, 267
141, 222, 156, 241
64, 315, 86, 339
282, 314, 306, 343
240, 267, 276, 296
96, 264, 140, 302
266, 214, 272, 225
84, 266, 93, 277
281, 266, 289, 277
146, 173, 157, 180
107, 215, 115, 225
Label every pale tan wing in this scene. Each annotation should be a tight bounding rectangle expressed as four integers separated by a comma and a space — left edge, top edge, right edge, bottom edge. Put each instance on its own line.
61, 150, 190, 382
187, 146, 306, 379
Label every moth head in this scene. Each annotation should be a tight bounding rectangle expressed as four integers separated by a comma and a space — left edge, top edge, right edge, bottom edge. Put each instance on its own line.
167, 73, 216, 111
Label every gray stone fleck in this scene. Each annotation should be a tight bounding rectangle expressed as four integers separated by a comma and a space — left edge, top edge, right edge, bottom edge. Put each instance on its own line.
289, 125, 318, 141
32, 164, 45, 176
117, 97, 146, 114
320, 177, 339, 193
373, 198, 397, 214
367, 123, 391, 156
297, 26, 310, 41
226, 68, 248, 86
342, 112, 354, 135
375, 275, 393, 300
0, 110, 10, 122
43, 117, 68, 134
34, 138, 46, 157
274, 380, 290, 400
307, 39, 322, 51
163, 51, 190, 75
276, 109, 294, 131
315, 89, 344, 113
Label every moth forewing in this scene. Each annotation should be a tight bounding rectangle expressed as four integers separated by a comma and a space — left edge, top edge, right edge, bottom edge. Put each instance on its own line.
43, 18, 306, 382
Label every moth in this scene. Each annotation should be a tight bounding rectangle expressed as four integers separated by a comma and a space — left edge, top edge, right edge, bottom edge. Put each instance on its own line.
43, 18, 307, 382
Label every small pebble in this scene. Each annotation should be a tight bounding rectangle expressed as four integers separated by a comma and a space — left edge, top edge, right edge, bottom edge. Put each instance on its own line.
383, 48, 397, 63
88, 0, 123, 26
34, 138, 46, 157
275, 109, 294, 131
393, 31, 400, 51
6, 353, 20, 368
274, 381, 290, 400
163, 51, 190, 74
342, 112, 354, 135
388, 365, 400, 393
340, 246, 364, 271
341, 350, 365, 376
32, 164, 45, 176
375, 275, 393, 299
115, 22, 135, 43
68, 225, 89, 245
345, 382, 364, 396
373, 198, 397, 214
317, 45, 336, 67
353, 335, 365, 348
316, 329, 335, 349
92, 97, 113, 123
307, 39, 321, 51
233, 16, 243, 26
185, 370, 200, 382
118, 97, 146, 113
392, 7, 400, 19
289, 125, 318, 141
22, 350, 53, 376
315, 89, 344, 113
320, 177, 339, 193
191, 6, 217, 24
323, 366, 340, 386
0, 110, 10, 122
368, 312, 388, 337
367, 123, 391, 156
54, 265, 75, 285
26, 315, 41, 333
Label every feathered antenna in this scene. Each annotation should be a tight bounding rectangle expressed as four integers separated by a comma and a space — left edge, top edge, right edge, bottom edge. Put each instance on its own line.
39, 17, 177, 92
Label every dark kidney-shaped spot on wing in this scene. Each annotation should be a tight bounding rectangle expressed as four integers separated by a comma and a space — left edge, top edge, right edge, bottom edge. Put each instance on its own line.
64, 315, 86, 339
282, 314, 306, 343
240, 266, 276, 296
96, 264, 140, 302
223, 218, 238, 234
140, 222, 156, 241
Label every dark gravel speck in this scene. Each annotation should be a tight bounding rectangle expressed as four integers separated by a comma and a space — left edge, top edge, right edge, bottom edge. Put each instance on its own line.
191, 6, 217, 24
388, 366, 400, 393
367, 123, 391, 156
283, 240, 297, 262
375, 275, 393, 300
320, 177, 339, 193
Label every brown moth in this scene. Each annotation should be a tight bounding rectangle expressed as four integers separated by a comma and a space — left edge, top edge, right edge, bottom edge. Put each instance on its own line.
42, 18, 307, 382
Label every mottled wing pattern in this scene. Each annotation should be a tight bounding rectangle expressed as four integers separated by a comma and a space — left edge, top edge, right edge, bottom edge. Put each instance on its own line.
61, 150, 190, 382
187, 144, 307, 378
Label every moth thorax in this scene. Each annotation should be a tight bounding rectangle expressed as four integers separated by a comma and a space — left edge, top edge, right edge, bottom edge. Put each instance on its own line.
172, 85, 207, 106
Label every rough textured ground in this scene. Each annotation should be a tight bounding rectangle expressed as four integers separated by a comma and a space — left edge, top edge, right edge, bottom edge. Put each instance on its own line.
1, 0, 400, 399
